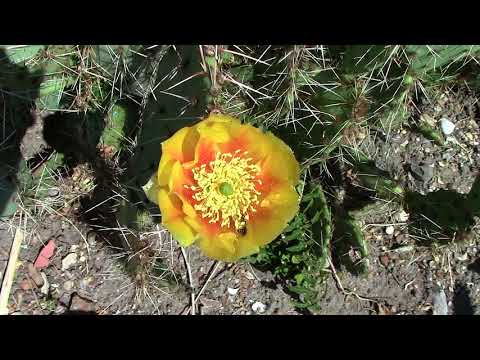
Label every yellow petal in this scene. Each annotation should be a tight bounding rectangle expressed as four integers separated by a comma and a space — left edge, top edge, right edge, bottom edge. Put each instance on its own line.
143, 173, 161, 204
158, 188, 182, 220
195, 114, 238, 144
197, 231, 239, 262
181, 197, 197, 219
201, 113, 241, 127
158, 153, 175, 187
235, 231, 260, 259
158, 189, 196, 247
158, 125, 198, 187
164, 218, 197, 247
161, 125, 199, 163
262, 132, 300, 185
248, 183, 299, 247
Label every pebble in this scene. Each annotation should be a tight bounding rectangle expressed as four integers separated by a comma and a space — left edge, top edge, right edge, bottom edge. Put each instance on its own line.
392, 245, 415, 254
440, 118, 455, 136
80, 277, 93, 290
379, 255, 390, 267
69, 293, 95, 313
432, 286, 448, 315
200, 298, 222, 309
394, 210, 409, 222
54, 305, 66, 315
385, 226, 395, 236
251, 301, 267, 314
62, 253, 78, 271
40, 273, 49, 295
47, 188, 59, 197
87, 231, 96, 246
227, 287, 239, 296
456, 253, 468, 262
63, 280, 74, 291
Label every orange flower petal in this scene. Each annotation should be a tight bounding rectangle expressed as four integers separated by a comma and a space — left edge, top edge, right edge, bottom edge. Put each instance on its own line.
194, 138, 220, 168
219, 122, 269, 163
168, 161, 194, 195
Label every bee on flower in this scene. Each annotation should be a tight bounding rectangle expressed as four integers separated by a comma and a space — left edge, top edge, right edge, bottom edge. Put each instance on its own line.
146, 113, 300, 262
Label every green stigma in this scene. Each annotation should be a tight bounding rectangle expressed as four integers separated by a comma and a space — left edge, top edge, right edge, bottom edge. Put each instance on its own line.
219, 182, 234, 196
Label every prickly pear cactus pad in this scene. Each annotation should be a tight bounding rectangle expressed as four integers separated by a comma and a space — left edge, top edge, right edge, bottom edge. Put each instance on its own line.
149, 113, 301, 262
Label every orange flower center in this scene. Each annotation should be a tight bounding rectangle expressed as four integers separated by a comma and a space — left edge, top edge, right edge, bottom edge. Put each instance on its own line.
189, 150, 262, 230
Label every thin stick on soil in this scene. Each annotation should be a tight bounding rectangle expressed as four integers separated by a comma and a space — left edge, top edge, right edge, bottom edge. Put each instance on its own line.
194, 261, 220, 303
0, 228, 24, 315
180, 246, 196, 315
182, 261, 221, 315
327, 256, 379, 304
447, 250, 454, 292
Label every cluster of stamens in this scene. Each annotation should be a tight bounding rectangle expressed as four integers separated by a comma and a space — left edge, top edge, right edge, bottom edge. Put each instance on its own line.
186, 150, 262, 230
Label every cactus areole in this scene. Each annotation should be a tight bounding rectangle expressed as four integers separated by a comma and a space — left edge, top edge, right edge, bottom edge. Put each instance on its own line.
151, 113, 300, 262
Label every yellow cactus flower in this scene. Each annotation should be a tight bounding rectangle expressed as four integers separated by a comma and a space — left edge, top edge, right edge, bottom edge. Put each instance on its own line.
153, 113, 300, 262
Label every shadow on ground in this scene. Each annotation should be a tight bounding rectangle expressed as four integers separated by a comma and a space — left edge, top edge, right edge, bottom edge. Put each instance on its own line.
453, 282, 475, 315
0, 48, 43, 218
405, 173, 480, 244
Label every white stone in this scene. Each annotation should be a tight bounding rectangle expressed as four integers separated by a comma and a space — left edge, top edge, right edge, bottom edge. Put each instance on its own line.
385, 226, 395, 235
40, 273, 49, 295
251, 301, 267, 314
227, 287, 239, 296
432, 288, 448, 315
440, 118, 455, 136
456, 253, 468, 262
394, 210, 409, 222
63, 280, 74, 291
62, 253, 78, 271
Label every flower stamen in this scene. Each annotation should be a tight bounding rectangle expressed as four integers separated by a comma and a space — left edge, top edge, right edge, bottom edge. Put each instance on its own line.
191, 151, 261, 230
